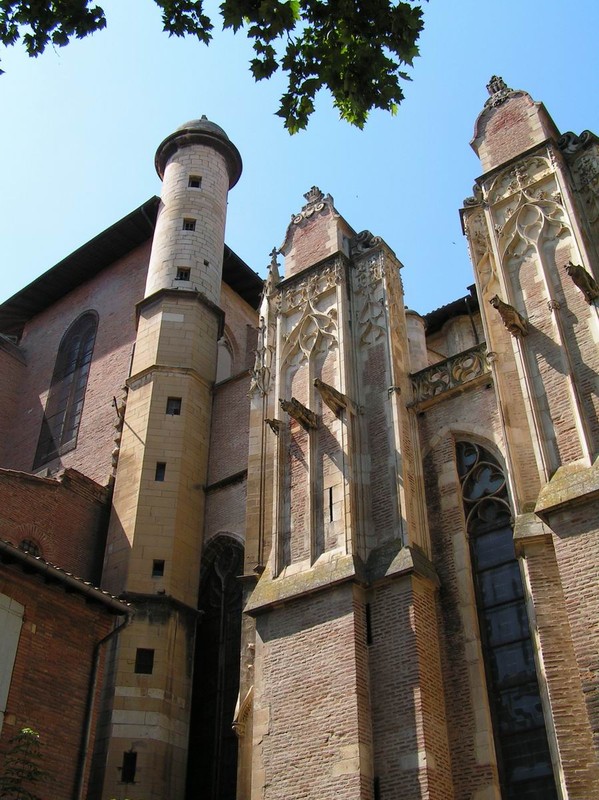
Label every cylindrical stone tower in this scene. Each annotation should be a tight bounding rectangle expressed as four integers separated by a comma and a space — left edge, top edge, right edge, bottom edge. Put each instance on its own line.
95, 118, 241, 800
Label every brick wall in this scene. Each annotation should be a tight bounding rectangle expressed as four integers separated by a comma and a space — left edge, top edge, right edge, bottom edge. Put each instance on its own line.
0, 338, 26, 464
0, 467, 109, 581
2, 242, 150, 485
0, 565, 117, 800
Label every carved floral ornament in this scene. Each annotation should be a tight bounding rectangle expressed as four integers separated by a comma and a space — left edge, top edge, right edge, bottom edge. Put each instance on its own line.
277, 259, 342, 313
291, 186, 336, 225
486, 157, 554, 205
353, 251, 387, 346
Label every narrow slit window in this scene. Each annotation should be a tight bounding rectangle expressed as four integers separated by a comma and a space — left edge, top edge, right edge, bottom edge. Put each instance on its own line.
183, 218, 196, 231
365, 603, 373, 645
134, 648, 154, 675
166, 397, 182, 415
152, 559, 165, 577
176, 267, 190, 281
121, 751, 137, 783
155, 462, 166, 481
329, 487, 334, 522
188, 175, 202, 189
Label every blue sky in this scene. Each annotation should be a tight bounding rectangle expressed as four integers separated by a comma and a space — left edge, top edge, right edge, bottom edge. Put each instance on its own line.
1, 0, 599, 314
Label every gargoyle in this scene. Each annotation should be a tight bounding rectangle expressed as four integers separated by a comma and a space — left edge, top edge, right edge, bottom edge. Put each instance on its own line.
489, 295, 528, 337
565, 261, 599, 304
313, 378, 347, 417
279, 397, 318, 430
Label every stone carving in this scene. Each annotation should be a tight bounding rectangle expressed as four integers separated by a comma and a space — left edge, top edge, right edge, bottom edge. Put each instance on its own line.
279, 258, 342, 312
350, 230, 382, 255
232, 686, 253, 738
265, 418, 283, 435
249, 319, 275, 397
353, 252, 386, 346
463, 184, 483, 206
558, 130, 595, 155
487, 157, 553, 204
279, 397, 318, 430
499, 194, 568, 260
264, 247, 281, 297
291, 186, 335, 225
489, 295, 528, 337
410, 344, 490, 405
314, 379, 347, 417
282, 299, 338, 366
485, 75, 514, 108
565, 261, 599, 304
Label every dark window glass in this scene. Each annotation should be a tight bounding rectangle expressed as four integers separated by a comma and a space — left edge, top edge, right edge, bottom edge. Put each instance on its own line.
152, 559, 165, 577
121, 751, 137, 783
134, 648, 154, 675
33, 312, 98, 468
188, 175, 202, 189
166, 397, 182, 415
19, 539, 41, 557
456, 441, 557, 800
155, 462, 166, 481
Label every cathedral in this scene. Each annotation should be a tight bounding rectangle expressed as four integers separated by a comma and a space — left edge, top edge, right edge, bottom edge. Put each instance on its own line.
1, 77, 598, 800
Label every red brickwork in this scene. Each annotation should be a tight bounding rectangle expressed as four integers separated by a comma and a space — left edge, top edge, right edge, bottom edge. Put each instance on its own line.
0, 565, 117, 800
370, 577, 453, 799
522, 535, 599, 797
207, 373, 252, 486
0, 467, 109, 581
2, 242, 150, 484
254, 583, 372, 800
0, 338, 26, 464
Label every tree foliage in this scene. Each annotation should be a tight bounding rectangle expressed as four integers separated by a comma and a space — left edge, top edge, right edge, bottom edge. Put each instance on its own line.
0, 0, 424, 132
0, 727, 44, 800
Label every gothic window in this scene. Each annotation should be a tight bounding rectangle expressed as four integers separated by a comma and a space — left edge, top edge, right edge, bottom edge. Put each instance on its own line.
215, 337, 233, 383
186, 536, 243, 800
33, 312, 98, 469
456, 441, 557, 800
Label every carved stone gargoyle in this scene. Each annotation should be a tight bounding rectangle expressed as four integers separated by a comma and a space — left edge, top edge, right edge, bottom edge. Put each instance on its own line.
565, 261, 599, 304
279, 397, 318, 430
313, 378, 347, 417
265, 418, 283, 435
489, 295, 528, 337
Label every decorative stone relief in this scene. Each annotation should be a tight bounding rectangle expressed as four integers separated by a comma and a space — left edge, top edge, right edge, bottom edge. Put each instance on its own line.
558, 129, 596, 155
410, 344, 490, 405
464, 210, 498, 295
490, 295, 528, 337
249, 319, 276, 397
279, 258, 342, 312
314, 378, 347, 417
350, 230, 382, 255
291, 186, 336, 225
353, 252, 386, 346
486, 157, 553, 205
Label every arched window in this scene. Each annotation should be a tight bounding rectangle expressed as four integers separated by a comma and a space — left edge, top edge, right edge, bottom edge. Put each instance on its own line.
456, 441, 557, 800
19, 539, 41, 558
215, 337, 233, 383
33, 312, 98, 469
186, 535, 243, 800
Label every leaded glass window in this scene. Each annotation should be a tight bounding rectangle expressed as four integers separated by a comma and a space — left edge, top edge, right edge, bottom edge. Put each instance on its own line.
33, 312, 98, 468
456, 441, 557, 800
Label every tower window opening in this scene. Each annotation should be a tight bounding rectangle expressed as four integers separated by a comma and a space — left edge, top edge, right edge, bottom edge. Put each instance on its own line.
120, 750, 137, 783
152, 559, 165, 577
155, 462, 166, 481
134, 648, 155, 675
328, 486, 334, 522
183, 218, 196, 231
188, 175, 202, 189
166, 397, 182, 415
176, 267, 191, 281
365, 603, 373, 646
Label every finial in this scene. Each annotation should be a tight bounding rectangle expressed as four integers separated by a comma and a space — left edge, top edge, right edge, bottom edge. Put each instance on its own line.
304, 186, 324, 204
484, 76, 514, 109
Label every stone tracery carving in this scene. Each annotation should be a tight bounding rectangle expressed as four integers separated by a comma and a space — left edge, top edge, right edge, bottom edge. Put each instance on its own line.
487, 157, 553, 205
410, 344, 490, 405
249, 319, 276, 397
498, 193, 568, 260
279, 259, 342, 312
281, 298, 338, 367
353, 252, 386, 346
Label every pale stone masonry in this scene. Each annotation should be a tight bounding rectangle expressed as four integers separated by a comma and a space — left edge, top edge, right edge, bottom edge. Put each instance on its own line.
0, 78, 599, 800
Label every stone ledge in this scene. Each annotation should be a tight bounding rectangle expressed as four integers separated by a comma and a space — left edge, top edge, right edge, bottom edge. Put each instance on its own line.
244, 543, 438, 616
535, 459, 599, 524
513, 512, 553, 555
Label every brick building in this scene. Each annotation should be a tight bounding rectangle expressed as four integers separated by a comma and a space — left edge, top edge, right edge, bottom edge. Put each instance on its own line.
0, 78, 598, 799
